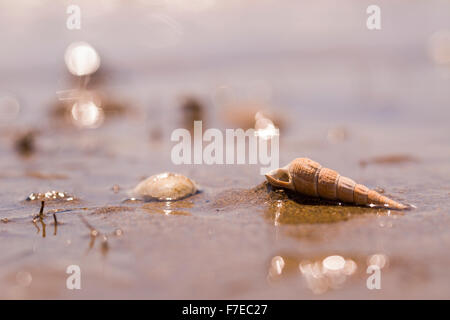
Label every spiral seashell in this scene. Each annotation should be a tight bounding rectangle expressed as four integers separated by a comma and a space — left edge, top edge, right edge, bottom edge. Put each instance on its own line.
130, 172, 197, 201
265, 158, 408, 210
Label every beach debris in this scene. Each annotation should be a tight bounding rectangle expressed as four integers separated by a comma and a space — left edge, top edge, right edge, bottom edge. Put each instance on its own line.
265, 158, 408, 210
51, 90, 128, 128
130, 172, 198, 201
26, 191, 75, 203
359, 154, 418, 167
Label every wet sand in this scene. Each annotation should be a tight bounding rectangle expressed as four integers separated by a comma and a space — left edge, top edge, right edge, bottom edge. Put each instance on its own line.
1, 0, 450, 299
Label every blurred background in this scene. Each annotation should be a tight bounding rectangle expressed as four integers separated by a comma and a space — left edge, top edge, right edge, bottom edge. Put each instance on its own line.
0, 0, 449, 299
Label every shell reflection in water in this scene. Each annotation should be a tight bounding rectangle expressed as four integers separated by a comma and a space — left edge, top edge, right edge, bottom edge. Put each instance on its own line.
64, 42, 101, 76
131, 172, 198, 201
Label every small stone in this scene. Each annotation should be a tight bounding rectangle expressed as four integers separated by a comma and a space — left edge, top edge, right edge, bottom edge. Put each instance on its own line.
130, 172, 198, 201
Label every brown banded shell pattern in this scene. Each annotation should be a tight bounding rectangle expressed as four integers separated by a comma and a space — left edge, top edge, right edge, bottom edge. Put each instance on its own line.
267, 158, 407, 210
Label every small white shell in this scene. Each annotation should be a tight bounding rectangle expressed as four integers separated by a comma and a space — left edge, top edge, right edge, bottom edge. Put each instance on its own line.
130, 172, 197, 201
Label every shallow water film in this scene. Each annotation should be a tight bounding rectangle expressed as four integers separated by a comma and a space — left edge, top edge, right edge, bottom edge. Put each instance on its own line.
0, 1, 450, 299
